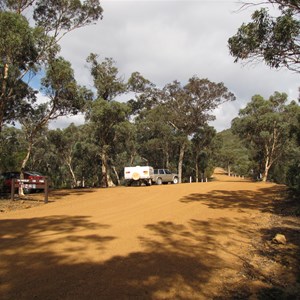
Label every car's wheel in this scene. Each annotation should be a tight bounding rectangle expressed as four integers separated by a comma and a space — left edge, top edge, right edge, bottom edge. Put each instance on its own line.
156, 177, 162, 185
173, 177, 179, 184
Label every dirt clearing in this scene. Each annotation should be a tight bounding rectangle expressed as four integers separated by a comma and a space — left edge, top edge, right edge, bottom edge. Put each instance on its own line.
0, 168, 299, 299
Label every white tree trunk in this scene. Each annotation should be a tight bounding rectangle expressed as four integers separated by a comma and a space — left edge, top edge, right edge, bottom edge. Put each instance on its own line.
262, 157, 270, 182
112, 166, 120, 186
178, 142, 186, 183
19, 143, 33, 196
227, 164, 231, 176
101, 148, 109, 188
66, 157, 77, 188
195, 155, 199, 183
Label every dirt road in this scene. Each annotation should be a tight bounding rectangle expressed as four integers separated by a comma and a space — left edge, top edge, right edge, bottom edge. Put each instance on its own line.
1, 169, 299, 299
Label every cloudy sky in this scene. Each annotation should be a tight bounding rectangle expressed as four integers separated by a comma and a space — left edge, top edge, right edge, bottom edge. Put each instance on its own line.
51, 0, 299, 132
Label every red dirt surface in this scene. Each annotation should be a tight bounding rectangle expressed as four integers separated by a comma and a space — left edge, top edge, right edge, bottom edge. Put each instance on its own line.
0, 168, 299, 299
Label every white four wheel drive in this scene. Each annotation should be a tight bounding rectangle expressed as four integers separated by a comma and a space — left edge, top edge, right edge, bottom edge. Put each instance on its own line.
124, 166, 154, 186
153, 169, 179, 185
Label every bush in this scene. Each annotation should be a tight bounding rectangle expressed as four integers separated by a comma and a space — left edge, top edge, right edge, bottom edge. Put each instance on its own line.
286, 161, 300, 195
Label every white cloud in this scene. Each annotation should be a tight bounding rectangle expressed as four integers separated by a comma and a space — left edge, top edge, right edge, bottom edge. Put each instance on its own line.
49, 113, 86, 130
55, 0, 299, 132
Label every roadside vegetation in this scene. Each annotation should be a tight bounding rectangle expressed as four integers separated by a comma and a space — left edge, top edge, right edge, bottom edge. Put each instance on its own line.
0, 0, 299, 197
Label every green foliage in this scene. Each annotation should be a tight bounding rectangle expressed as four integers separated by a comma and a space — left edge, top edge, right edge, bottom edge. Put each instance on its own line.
284, 105, 300, 193
191, 125, 218, 181
86, 54, 126, 101
15, 56, 90, 173
127, 72, 160, 115
161, 77, 235, 182
0, 88, 298, 191
232, 92, 299, 181
0, 11, 38, 127
0, 0, 103, 132
215, 129, 252, 176
33, 0, 103, 34
0, 0, 103, 183
87, 99, 130, 145
163, 77, 235, 136
286, 160, 300, 194
126, 74, 235, 183
0, 12, 37, 69
127, 71, 155, 94
41, 57, 88, 117
0, 126, 25, 172
135, 105, 179, 169
86, 99, 132, 186
228, 3, 300, 72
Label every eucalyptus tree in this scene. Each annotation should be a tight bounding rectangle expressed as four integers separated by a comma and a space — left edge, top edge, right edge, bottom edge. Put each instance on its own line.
216, 129, 252, 177
0, 11, 38, 130
47, 124, 81, 187
72, 124, 101, 187
86, 99, 131, 187
162, 77, 235, 183
86, 54, 137, 187
228, 1, 300, 73
191, 125, 217, 182
18, 57, 91, 172
44, 123, 100, 188
128, 74, 235, 181
135, 105, 179, 170
232, 92, 299, 182
282, 100, 300, 192
128, 72, 180, 170
26, 130, 54, 175
111, 121, 139, 182
0, 126, 25, 172
0, 0, 103, 131
127, 71, 160, 114
87, 53, 126, 101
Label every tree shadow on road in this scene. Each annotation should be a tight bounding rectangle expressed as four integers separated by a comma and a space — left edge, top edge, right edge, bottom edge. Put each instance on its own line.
180, 185, 300, 299
180, 184, 285, 214
0, 215, 240, 299
1, 205, 299, 299
48, 188, 98, 200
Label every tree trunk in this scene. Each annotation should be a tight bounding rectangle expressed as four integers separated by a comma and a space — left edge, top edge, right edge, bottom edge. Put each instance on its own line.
130, 155, 134, 165
195, 154, 199, 183
262, 157, 270, 182
19, 142, 33, 196
227, 164, 231, 176
107, 174, 116, 187
164, 142, 170, 169
66, 156, 77, 187
130, 152, 136, 165
262, 128, 280, 182
101, 148, 109, 188
0, 63, 9, 132
165, 150, 170, 169
18, 168, 25, 196
21, 144, 32, 170
112, 166, 120, 186
178, 142, 186, 183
